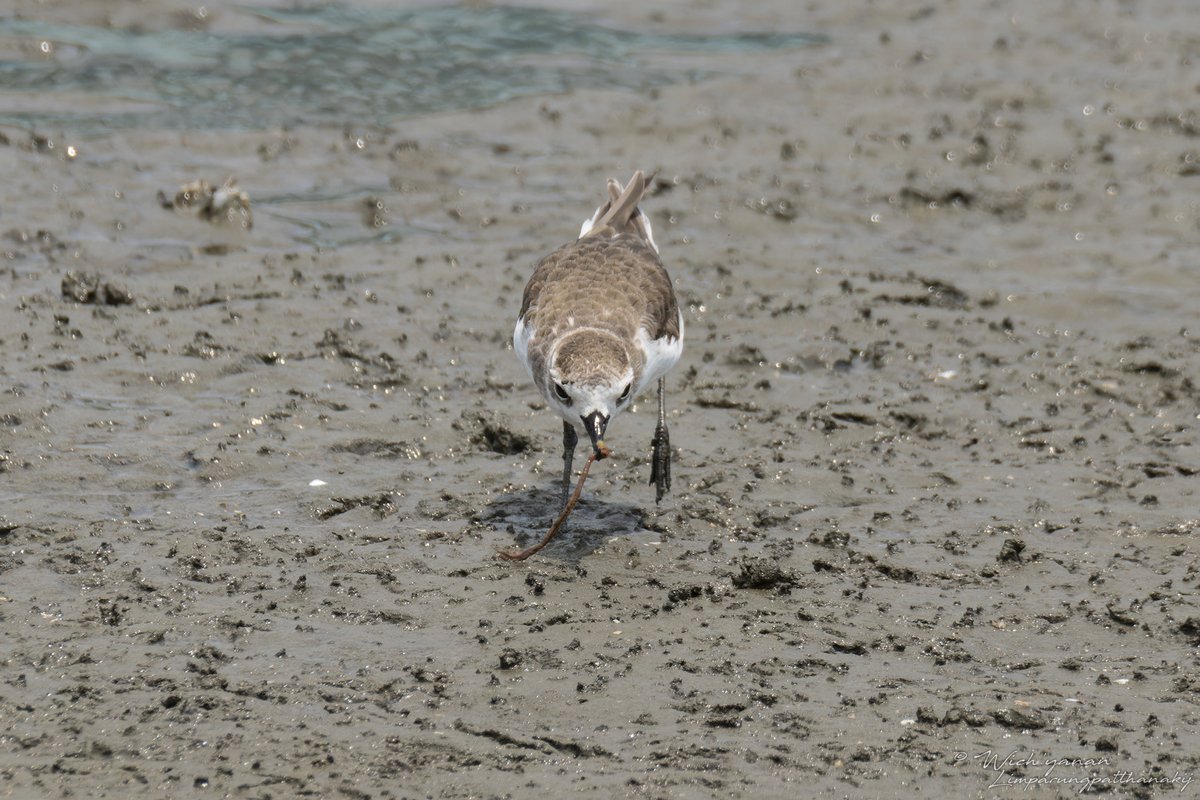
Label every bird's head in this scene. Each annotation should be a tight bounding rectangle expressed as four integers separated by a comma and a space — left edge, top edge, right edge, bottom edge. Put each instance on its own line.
547, 330, 637, 458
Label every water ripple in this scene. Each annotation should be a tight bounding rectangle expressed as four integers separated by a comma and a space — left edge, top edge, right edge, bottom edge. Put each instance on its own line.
0, 5, 824, 133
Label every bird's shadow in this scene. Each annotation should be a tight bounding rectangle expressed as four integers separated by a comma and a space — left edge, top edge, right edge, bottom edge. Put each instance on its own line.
475, 483, 645, 562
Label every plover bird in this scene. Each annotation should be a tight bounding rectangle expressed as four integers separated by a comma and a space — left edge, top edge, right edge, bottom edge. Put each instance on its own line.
514, 170, 683, 509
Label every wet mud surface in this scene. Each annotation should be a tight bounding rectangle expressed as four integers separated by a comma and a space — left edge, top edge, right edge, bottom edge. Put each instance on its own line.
2, 1, 1199, 798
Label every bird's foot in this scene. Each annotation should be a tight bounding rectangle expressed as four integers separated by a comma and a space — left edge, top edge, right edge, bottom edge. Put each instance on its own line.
649, 422, 671, 504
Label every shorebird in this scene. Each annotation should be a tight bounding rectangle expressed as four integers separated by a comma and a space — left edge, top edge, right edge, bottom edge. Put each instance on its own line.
514, 170, 683, 510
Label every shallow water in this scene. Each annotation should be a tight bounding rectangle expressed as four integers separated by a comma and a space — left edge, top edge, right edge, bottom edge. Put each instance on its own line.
0, 5, 821, 133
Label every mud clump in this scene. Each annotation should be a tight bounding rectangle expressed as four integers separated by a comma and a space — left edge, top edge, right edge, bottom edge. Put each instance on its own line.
997, 537, 1026, 562
460, 411, 534, 455
61, 271, 133, 305
731, 557, 797, 590
476, 422, 533, 455
160, 177, 253, 228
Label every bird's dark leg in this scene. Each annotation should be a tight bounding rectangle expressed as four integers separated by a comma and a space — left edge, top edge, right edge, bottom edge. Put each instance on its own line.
561, 420, 578, 509
649, 376, 671, 504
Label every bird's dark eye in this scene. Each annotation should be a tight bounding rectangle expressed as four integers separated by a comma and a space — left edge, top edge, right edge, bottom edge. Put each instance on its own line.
553, 382, 572, 404
618, 383, 631, 402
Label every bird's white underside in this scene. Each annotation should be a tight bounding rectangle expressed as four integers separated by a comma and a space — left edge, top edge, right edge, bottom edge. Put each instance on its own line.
634, 310, 684, 394
513, 316, 535, 384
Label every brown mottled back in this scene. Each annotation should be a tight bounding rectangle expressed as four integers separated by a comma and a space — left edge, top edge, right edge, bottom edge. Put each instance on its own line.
519, 233, 679, 385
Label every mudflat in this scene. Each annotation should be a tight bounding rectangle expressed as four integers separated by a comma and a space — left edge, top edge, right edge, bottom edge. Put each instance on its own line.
1, 1, 1197, 798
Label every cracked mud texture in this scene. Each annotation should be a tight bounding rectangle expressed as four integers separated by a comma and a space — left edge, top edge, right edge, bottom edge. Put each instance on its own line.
2, 0, 1199, 798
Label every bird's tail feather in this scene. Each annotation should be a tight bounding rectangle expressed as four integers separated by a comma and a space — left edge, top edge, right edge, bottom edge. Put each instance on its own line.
578, 170, 659, 254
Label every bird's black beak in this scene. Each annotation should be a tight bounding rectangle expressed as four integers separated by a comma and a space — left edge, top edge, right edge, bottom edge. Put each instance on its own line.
581, 411, 609, 459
